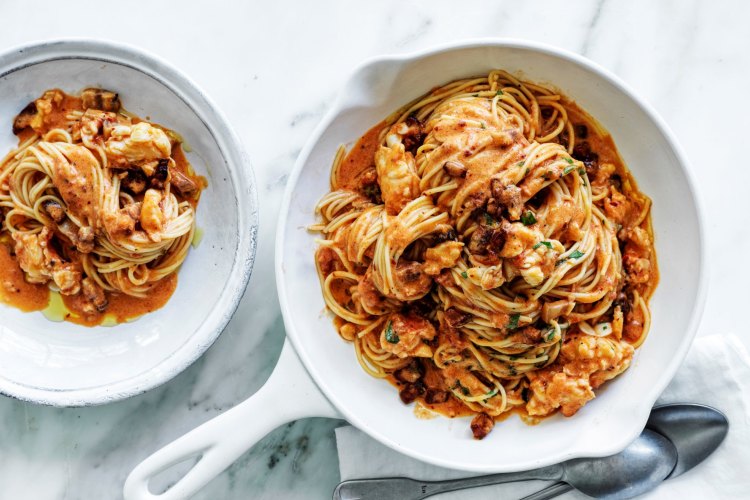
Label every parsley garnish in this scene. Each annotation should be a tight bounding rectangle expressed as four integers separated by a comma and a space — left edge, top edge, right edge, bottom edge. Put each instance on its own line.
507, 313, 520, 330
520, 211, 536, 226
533, 241, 553, 250
564, 157, 574, 164
516, 161, 525, 167
460, 271, 468, 279
472, 93, 479, 97
385, 321, 399, 344
578, 167, 586, 175
481, 122, 487, 129
556, 250, 585, 266
483, 212, 497, 225
496, 89, 504, 96
544, 328, 556, 342
453, 380, 470, 396
564, 165, 574, 175
483, 387, 498, 402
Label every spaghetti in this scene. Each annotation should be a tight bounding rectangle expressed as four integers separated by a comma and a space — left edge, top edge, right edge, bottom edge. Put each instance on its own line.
0, 88, 205, 325
312, 70, 658, 438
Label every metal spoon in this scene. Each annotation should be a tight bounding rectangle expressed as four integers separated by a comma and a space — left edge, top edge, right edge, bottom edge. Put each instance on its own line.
333, 429, 676, 500
521, 403, 729, 500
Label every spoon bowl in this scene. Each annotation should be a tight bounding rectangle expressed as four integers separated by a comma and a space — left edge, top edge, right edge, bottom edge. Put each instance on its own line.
647, 403, 729, 478
520, 403, 730, 500
561, 429, 677, 499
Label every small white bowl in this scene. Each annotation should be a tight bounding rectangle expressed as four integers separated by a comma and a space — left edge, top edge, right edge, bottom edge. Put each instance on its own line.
0, 39, 258, 406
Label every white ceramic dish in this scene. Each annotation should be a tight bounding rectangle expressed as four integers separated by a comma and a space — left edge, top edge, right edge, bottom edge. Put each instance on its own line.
125, 39, 706, 500
0, 40, 258, 406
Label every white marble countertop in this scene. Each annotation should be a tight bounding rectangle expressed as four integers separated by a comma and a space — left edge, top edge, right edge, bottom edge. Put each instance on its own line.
0, 1, 748, 498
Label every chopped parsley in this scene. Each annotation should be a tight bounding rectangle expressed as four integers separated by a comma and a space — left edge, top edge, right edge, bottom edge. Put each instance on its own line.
516, 161, 525, 167
483, 212, 497, 225
483, 387, 499, 402
472, 93, 479, 97
564, 157, 574, 164
507, 313, 520, 330
481, 122, 487, 129
520, 211, 536, 226
563, 165, 575, 175
544, 328, 556, 342
460, 271, 468, 279
533, 241, 553, 250
496, 89, 504, 96
556, 250, 585, 267
384, 321, 399, 344
453, 380, 470, 396
578, 167, 586, 176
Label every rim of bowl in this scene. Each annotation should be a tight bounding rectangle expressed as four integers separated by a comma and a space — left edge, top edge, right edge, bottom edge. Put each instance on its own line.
0, 38, 259, 407
276, 37, 708, 471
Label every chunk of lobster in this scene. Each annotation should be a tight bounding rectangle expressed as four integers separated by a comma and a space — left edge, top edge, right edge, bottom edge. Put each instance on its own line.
381, 312, 436, 358
423, 241, 463, 276
105, 122, 171, 168
140, 189, 166, 242
374, 126, 421, 215
12, 227, 82, 295
526, 333, 634, 417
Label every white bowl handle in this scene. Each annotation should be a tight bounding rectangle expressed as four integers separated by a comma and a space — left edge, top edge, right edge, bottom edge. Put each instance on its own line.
123, 340, 341, 500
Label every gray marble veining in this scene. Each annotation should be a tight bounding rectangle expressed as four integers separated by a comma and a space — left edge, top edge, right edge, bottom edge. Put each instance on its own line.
0, 0, 749, 498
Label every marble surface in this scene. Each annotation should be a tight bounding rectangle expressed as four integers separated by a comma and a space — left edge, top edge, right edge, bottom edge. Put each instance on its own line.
0, 0, 748, 498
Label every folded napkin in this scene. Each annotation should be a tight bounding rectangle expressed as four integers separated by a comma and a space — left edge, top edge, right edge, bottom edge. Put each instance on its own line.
335, 334, 750, 499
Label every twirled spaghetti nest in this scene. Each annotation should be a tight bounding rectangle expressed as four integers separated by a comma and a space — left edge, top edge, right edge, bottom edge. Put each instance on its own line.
313, 70, 656, 437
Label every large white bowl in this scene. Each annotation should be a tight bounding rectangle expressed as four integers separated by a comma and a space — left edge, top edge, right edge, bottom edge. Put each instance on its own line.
277, 39, 707, 471
124, 39, 707, 500
0, 40, 258, 406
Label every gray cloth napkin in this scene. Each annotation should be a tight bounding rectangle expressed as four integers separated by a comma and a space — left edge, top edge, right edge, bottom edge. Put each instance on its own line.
335, 334, 750, 499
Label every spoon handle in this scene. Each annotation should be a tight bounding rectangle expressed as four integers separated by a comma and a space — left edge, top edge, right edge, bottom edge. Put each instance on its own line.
519, 482, 573, 500
423, 466, 564, 498
334, 466, 564, 500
